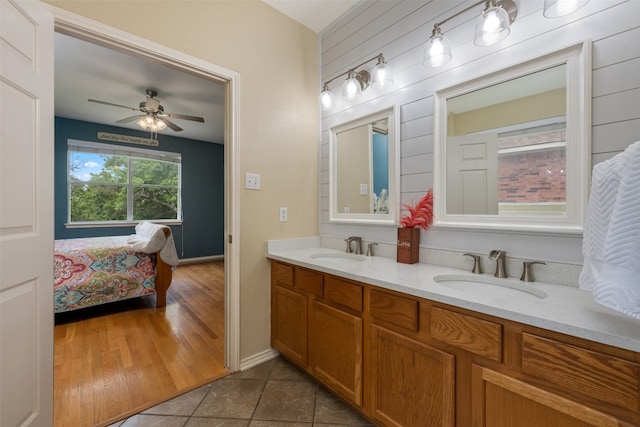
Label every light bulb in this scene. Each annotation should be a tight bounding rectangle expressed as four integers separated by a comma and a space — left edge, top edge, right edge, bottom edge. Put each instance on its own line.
371, 60, 393, 89
474, 4, 511, 46
544, 0, 589, 17
319, 86, 336, 112
343, 73, 362, 101
424, 33, 452, 67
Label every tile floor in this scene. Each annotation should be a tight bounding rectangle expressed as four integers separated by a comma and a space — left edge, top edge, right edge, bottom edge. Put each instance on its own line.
110, 356, 375, 427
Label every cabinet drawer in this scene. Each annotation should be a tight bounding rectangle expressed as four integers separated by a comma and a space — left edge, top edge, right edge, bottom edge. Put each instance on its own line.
272, 261, 294, 288
324, 276, 363, 313
522, 333, 640, 412
370, 289, 418, 332
295, 267, 323, 297
430, 307, 502, 361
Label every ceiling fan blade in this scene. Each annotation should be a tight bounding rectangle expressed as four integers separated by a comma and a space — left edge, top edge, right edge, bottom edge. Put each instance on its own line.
88, 99, 139, 111
165, 112, 205, 123
161, 117, 183, 132
116, 114, 144, 124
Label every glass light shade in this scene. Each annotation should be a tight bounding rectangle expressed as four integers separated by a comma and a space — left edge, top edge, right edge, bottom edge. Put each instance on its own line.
474, 5, 511, 46
424, 33, 452, 68
343, 74, 362, 101
320, 88, 336, 112
371, 61, 393, 89
543, 0, 589, 17
153, 118, 167, 131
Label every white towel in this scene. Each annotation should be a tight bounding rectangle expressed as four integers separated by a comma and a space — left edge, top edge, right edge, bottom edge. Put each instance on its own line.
127, 221, 180, 268
580, 140, 640, 318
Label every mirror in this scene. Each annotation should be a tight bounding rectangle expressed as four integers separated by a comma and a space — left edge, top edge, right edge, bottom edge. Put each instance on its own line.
433, 41, 591, 233
330, 106, 399, 225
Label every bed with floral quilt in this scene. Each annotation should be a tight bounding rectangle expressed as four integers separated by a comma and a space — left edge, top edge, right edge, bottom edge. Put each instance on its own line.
53, 222, 178, 313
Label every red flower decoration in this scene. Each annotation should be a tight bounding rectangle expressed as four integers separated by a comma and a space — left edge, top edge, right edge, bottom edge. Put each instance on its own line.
400, 189, 433, 230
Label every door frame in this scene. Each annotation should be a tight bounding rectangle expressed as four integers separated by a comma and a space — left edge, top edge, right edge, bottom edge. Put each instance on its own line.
48, 5, 241, 371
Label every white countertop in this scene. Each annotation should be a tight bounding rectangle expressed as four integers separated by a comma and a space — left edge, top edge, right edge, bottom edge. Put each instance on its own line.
267, 240, 640, 353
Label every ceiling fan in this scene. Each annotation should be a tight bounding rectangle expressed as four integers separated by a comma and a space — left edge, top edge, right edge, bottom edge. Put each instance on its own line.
88, 89, 205, 132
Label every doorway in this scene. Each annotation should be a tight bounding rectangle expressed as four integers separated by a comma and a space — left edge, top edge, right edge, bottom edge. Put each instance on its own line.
51, 6, 240, 424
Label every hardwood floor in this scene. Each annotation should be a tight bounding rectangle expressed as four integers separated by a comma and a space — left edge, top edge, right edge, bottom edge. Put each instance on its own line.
53, 261, 227, 427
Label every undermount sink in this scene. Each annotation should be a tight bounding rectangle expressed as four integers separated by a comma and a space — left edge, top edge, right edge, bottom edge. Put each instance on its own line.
433, 274, 548, 300
309, 252, 365, 265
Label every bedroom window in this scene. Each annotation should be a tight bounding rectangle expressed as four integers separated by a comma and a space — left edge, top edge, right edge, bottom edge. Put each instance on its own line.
67, 140, 181, 225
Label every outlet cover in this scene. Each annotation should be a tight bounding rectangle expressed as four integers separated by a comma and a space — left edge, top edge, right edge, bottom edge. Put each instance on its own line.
245, 173, 261, 190
279, 207, 288, 222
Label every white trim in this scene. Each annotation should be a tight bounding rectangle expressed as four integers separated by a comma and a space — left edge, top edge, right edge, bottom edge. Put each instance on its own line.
47, 5, 241, 372
433, 40, 591, 235
178, 255, 224, 265
240, 348, 280, 372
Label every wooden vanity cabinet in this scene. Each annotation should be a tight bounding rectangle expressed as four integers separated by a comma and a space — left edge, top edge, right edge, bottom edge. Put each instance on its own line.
271, 262, 323, 367
270, 260, 640, 427
310, 275, 364, 407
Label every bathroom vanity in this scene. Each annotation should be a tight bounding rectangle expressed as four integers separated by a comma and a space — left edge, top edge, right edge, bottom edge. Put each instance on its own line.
268, 245, 640, 427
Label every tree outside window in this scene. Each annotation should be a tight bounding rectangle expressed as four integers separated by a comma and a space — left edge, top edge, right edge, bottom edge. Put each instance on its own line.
68, 141, 181, 223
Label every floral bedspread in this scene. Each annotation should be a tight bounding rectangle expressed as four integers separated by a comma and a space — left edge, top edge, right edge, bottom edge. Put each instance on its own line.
54, 236, 157, 313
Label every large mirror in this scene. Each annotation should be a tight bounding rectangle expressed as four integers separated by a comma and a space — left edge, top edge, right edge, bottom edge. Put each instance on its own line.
330, 106, 399, 225
433, 41, 591, 233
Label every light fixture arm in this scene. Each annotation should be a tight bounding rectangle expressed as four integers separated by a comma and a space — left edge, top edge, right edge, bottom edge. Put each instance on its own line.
322, 53, 386, 89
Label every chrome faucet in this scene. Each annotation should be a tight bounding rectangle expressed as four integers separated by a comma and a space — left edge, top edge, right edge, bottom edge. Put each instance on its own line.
489, 250, 507, 278
345, 236, 363, 255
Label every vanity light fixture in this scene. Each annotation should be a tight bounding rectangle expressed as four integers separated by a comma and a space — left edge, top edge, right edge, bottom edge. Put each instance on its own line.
425, 0, 590, 68
320, 53, 393, 112
424, 0, 517, 68
543, 0, 589, 17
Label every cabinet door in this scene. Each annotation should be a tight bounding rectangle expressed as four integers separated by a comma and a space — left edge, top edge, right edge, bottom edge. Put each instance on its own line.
311, 300, 363, 407
271, 285, 308, 366
370, 325, 455, 427
471, 365, 621, 427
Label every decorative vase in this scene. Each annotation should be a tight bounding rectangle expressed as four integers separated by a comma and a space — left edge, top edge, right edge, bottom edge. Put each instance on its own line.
397, 227, 420, 264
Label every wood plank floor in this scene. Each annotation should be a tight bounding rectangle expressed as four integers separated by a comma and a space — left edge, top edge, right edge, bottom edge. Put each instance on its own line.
53, 261, 227, 427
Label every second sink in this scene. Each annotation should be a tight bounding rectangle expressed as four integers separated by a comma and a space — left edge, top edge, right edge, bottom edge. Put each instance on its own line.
433, 274, 548, 300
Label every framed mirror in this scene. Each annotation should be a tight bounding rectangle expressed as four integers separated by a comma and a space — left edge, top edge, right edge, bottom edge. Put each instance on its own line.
329, 106, 399, 225
433, 41, 591, 234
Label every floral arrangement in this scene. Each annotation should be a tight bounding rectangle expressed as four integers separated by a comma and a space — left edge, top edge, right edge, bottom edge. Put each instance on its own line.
400, 189, 433, 230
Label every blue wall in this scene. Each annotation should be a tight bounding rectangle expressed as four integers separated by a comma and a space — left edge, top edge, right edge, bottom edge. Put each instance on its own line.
372, 133, 389, 195
54, 117, 224, 259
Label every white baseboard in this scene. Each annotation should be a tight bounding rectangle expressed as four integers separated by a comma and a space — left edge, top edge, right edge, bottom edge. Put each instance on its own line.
239, 348, 280, 371
178, 255, 224, 265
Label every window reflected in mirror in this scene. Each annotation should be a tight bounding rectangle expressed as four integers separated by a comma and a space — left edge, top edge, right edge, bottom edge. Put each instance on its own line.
433, 41, 591, 233
446, 64, 567, 216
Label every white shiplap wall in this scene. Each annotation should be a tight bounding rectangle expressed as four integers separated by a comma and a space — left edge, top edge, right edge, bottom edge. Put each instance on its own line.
319, 0, 640, 264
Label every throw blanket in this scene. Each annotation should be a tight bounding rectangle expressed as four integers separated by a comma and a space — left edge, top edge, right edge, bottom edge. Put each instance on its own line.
580, 140, 640, 318
127, 221, 180, 268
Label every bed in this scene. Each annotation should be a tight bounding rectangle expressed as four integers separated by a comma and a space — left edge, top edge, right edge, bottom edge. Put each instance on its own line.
53, 222, 179, 313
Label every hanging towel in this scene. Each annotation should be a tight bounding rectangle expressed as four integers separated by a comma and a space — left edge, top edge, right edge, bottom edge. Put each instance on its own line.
580, 140, 640, 319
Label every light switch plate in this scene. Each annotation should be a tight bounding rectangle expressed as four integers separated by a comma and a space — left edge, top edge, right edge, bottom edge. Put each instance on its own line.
245, 173, 261, 190
360, 183, 368, 195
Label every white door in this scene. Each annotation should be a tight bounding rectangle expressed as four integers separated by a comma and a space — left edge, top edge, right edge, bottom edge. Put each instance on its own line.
447, 134, 498, 215
1, 1, 54, 426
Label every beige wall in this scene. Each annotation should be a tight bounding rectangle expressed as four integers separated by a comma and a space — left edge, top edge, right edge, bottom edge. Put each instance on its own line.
45, 0, 320, 361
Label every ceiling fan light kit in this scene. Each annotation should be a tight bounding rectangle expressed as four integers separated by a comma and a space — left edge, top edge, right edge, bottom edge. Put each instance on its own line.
88, 89, 205, 137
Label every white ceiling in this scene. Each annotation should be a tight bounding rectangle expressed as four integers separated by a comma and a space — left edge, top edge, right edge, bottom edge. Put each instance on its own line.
262, 0, 359, 33
54, 1, 357, 144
